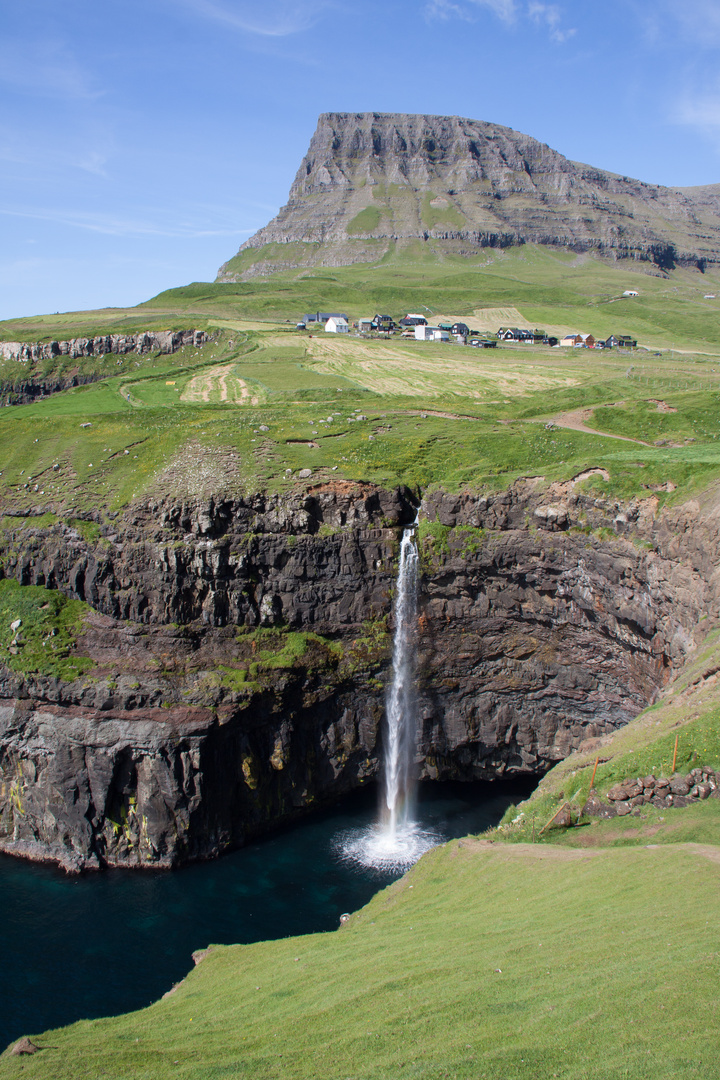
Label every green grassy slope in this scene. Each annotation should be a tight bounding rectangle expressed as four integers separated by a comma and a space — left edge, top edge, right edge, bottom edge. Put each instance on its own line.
2, 314, 720, 515
495, 632, 720, 851
4, 618, 720, 1080
3, 845, 717, 1078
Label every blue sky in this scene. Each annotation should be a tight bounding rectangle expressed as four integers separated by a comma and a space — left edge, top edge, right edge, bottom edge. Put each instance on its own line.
3, 0, 720, 320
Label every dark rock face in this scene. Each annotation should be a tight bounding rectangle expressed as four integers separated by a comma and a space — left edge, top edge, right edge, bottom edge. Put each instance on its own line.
1, 480, 720, 870
218, 112, 720, 278
0, 330, 208, 405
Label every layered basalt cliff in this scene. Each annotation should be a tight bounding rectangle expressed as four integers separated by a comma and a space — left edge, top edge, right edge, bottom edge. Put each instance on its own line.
0, 330, 208, 406
218, 112, 720, 278
1, 480, 718, 871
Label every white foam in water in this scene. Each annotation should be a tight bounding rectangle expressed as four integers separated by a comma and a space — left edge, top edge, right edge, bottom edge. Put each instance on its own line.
336, 820, 442, 873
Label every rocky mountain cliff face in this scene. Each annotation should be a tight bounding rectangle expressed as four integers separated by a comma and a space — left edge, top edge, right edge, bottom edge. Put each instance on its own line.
1, 480, 719, 871
218, 113, 720, 278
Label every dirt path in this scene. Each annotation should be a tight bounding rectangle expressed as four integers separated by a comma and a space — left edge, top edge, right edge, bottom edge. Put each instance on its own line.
545, 407, 651, 446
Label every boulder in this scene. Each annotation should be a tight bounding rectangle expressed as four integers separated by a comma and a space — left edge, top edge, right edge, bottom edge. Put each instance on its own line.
12, 1039, 39, 1056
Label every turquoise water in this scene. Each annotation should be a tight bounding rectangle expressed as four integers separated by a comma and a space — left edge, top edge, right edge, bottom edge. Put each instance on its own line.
0, 779, 533, 1048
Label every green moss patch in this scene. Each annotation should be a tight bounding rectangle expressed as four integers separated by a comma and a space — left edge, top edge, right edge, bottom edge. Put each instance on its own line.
346, 206, 383, 235
0, 579, 94, 681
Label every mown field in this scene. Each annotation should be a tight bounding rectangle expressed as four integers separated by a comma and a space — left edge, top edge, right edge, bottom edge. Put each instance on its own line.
3, 252, 720, 516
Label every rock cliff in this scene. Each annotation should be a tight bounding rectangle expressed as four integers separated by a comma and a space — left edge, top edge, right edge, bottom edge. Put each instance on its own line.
0, 330, 208, 405
218, 113, 720, 278
1, 479, 719, 871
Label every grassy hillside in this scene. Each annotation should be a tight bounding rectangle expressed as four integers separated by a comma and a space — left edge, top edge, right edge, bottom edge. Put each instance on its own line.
4, 626, 720, 1079
2, 844, 717, 1080
2, 276, 720, 517
2, 253, 720, 1077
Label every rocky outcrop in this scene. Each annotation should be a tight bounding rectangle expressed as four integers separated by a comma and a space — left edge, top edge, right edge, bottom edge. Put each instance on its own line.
1, 479, 720, 870
0, 330, 207, 365
0, 330, 208, 405
583, 768, 720, 818
218, 113, 720, 279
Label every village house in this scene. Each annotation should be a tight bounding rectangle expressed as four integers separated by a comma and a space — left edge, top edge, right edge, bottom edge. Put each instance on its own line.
325, 316, 350, 334
415, 325, 450, 342
299, 312, 349, 327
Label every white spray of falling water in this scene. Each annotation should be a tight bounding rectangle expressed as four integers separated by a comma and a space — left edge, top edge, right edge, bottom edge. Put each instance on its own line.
336, 515, 441, 873
383, 522, 420, 836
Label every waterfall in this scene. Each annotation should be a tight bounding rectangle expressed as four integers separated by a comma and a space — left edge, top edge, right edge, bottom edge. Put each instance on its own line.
383, 522, 420, 836
336, 514, 441, 872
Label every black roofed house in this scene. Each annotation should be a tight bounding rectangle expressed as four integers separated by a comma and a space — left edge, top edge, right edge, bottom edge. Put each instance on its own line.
617, 335, 637, 347
301, 312, 349, 326
497, 327, 523, 341
372, 314, 396, 330
605, 335, 619, 348
399, 315, 428, 328
451, 322, 470, 337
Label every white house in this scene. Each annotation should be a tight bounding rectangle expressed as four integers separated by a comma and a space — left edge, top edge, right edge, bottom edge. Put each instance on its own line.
622, 290, 639, 297
415, 326, 449, 342
325, 317, 350, 334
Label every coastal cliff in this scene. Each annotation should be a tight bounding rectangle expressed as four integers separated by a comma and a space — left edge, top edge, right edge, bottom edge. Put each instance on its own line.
1, 479, 718, 871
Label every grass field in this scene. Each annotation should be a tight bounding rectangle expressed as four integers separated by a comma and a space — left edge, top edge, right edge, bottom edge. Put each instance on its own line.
2, 843, 717, 1080
3, 311, 720, 515
2, 246, 720, 519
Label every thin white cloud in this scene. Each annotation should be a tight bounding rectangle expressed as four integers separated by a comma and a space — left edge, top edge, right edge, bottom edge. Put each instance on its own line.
175, 0, 336, 36
0, 205, 258, 240
0, 40, 103, 100
76, 152, 109, 178
470, 0, 516, 21
662, 0, 720, 45
425, 0, 573, 38
527, 2, 575, 42
671, 90, 720, 150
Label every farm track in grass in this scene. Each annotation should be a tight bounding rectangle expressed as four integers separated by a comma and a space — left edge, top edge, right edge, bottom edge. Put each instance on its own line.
180, 363, 260, 405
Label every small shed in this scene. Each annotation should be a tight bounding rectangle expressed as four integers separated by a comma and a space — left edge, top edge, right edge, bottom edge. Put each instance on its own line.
622, 290, 639, 297
325, 317, 350, 334
358, 318, 374, 332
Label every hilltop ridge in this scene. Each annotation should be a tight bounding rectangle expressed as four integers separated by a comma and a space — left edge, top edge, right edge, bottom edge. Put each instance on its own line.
218, 111, 720, 279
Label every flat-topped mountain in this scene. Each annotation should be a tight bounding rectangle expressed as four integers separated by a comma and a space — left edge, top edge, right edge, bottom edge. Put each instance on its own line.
218, 112, 720, 279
